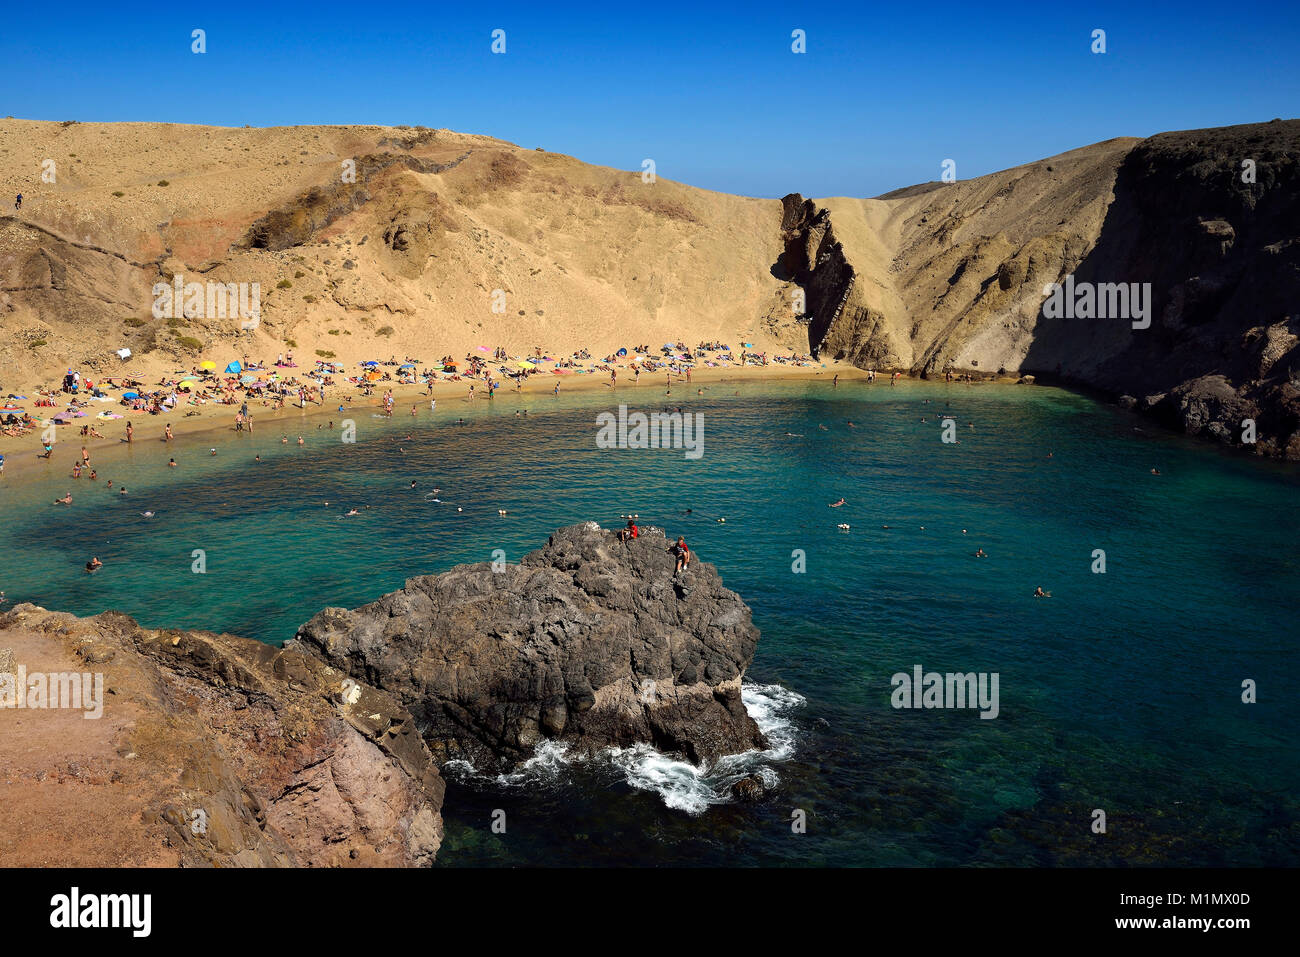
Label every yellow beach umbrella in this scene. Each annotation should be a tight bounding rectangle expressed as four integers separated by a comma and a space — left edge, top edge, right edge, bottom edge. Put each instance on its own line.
199, 360, 217, 370
177, 381, 194, 391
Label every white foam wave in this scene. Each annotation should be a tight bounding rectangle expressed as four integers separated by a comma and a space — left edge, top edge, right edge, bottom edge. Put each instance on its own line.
605, 682, 805, 814
441, 681, 806, 814
493, 739, 574, 786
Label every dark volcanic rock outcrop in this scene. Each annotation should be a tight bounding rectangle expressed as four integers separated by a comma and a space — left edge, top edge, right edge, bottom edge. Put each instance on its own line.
1023, 120, 1300, 456
0, 605, 443, 867
293, 523, 766, 769
786, 119, 1300, 458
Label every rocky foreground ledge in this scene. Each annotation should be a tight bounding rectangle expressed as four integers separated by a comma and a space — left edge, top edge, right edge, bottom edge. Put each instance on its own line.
0, 606, 443, 867
293, 523, 767, 768
0, 524, 763, 866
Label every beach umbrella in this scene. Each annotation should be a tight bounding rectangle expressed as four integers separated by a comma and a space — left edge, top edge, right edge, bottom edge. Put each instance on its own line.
177, 382, 194, 391
200, 360, 217, 370
122, 391, 139, 399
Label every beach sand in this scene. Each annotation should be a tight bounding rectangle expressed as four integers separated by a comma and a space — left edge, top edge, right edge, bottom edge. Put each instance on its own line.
0, 362, 873, 487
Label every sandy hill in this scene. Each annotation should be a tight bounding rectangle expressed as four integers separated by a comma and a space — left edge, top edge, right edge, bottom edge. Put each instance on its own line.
0, 120, 795, 387
2, 118, 1298, 455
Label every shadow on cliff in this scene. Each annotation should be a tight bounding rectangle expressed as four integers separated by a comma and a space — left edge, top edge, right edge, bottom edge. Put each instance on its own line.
1021, 120, 1300, 401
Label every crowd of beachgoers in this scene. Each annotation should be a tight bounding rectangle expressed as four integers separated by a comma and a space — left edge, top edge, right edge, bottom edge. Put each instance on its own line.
0, 341, 818, 447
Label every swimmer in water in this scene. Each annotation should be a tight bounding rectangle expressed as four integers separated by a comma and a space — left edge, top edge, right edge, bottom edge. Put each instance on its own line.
1150, 468, 1161, 475
345, 508, 359, 517
85, 557, 103, 572
53, 492, 72, 505
119, 487, 128, 495
209, 448, 217, 456
169, 458, 177, 468
1033, 586, 1051, 598
297, 436, 304, 446
255, 455, 261, 462
975, 548, 987, 558
829, 498, 845, 507
141, 511, 155, 518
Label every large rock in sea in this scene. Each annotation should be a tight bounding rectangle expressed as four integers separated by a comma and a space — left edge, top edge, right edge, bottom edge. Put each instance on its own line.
0, 605, 444, 867
292, 523, 767, 768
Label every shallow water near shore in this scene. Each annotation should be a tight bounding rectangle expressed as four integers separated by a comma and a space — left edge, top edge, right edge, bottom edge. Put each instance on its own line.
1, 380, 1297, 866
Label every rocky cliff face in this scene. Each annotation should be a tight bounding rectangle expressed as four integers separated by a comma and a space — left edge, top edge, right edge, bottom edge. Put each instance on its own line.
292, 523, 766, 769
799, 120, 1300, 457
0, 605, 443, 867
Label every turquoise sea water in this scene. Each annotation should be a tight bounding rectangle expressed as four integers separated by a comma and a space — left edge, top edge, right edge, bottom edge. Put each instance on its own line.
1, 380, 1296, 866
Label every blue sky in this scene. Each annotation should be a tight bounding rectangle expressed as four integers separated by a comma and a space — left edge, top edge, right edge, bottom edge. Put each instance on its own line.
2, 1, 1297, 197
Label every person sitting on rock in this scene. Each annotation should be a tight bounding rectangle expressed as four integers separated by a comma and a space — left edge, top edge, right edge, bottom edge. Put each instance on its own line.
670, 536, 691, 575
618, 519, 639, 543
